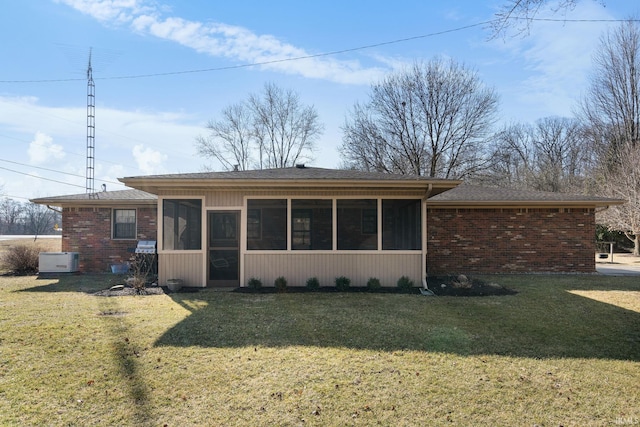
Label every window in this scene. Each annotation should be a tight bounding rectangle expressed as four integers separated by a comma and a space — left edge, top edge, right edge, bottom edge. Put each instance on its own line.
247, 209, 261, 240
292, 209, 311, 249
113, 209, 136, 239
337, 199, 377, 250
291, 199, 332, 250
247, 199, 286, 250
382, 199, 421, 250
163, 199, 202, 250
244, 198, 422, 252
209, 212, 238, 247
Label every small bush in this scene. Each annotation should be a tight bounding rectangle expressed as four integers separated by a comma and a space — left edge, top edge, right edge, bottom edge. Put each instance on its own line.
274, 276, 287, 292
1, 245, 41, 275
367, 277, 382, 290
128, 254, 156, 294
397, 275, 415, 292
335, 276, 351, 291
306, 277, 320, 291
247, 277, 262, 289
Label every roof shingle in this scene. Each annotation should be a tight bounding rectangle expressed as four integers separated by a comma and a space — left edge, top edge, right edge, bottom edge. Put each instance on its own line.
428, 183, 623, 206
31, 189, 156, 205
121, 166, 454, 182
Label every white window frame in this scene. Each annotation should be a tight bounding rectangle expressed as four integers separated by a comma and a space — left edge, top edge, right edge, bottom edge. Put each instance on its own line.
112, 208, 137, 240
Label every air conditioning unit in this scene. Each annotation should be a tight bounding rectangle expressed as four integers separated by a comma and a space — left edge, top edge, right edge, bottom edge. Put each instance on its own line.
39, 252, 80, 273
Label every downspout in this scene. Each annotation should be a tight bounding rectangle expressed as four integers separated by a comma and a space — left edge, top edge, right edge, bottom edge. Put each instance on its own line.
421, 184, 435, 295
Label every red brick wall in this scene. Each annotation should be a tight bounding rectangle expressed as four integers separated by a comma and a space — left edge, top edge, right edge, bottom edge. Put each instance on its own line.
426, 208, 596, 274
61, 206, 157, 272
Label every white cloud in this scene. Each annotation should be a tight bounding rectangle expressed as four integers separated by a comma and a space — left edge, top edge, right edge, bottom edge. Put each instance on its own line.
132, 144, 168, 174
492, 1, 615, 119
57, 0, 387, 85
27, 132, 66, 165
0, 95, 202, 199
54, 0, 151, 24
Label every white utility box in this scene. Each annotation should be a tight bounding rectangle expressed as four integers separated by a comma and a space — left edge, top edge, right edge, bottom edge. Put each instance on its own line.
39, 252, 80, 273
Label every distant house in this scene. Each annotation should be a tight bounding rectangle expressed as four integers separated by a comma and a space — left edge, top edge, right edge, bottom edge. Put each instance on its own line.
32, 166, 622, 287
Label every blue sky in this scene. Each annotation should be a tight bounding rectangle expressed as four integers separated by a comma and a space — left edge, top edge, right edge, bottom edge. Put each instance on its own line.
0, 0, 637, 201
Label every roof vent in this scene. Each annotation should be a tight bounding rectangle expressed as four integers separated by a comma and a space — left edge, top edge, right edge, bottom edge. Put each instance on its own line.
295, 163, 306, 169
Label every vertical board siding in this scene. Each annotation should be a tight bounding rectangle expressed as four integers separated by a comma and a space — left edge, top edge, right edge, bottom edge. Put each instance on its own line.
159, 253, 204, 287
244, 253, 422, 287
205, 191, 244, 207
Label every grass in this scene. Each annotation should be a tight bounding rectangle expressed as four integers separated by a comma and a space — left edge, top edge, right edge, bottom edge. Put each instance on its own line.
0, 274, 639, 426
0, 238, 61, 254
0, 238, 61, 274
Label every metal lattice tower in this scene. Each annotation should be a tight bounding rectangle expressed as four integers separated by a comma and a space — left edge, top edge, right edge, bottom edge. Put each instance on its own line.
86, 49, 96, 195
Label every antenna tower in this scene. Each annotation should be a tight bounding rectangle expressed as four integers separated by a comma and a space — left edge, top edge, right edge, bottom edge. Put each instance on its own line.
86, 48, 96, 195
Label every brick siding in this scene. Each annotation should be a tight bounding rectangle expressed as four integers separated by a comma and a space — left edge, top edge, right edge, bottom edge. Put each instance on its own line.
61, 206, 157, 272
60, 204, 596, 274
426, 208, 596, 274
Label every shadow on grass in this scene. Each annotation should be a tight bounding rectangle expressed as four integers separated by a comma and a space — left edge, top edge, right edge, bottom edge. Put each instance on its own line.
16, 273, 126, 294
154, 275, 640, 361
14, 274, 155, 424
96, 297, 152, 425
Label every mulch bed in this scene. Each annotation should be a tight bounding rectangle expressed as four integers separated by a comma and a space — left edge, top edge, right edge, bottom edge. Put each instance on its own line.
92, 276, 516, 297
234, 276, 516, 297
233, 286, 421, 294
93, 284, 165, 297
426, 275, 518, 297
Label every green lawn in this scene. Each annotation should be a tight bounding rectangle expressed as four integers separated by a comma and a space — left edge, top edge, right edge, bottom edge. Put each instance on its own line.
1, 274, 639, 426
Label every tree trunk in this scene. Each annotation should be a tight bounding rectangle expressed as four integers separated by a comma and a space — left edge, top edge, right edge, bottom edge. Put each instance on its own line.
634, 235, 640, 256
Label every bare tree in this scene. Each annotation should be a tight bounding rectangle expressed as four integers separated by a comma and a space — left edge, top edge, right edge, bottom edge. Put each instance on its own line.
0, 198, 25, 235
580, 20, 640, 156
597, 141, 640, 255
23, 203, 58, 238
195, 103, 253, 171
249, 83, 322, 169
580, 20, 640, 254
484, 122, 535, 187
196, 83, 323, 171
340, 59, 499, 179
485, 117, 590, 192
490, 0, 603, 39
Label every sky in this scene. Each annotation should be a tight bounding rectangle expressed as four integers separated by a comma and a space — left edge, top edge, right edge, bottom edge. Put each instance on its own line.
0, 0, 638, 201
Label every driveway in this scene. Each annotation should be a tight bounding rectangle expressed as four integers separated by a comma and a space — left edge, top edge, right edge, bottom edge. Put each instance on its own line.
596, 253, 640, 276
596, 263, 640, 276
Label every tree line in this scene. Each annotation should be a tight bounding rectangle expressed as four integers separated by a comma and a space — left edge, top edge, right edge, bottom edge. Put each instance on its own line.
196, 19, 640, 255
0, 198, 61, 236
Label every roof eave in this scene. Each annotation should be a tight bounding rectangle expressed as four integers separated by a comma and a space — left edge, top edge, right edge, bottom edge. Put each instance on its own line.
119, 178, 462, 193
426, 200, 625, 208
30, 198, 157, 207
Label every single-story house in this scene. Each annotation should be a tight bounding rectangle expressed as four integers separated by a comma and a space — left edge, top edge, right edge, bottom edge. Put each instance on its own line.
31, 166, 622, 287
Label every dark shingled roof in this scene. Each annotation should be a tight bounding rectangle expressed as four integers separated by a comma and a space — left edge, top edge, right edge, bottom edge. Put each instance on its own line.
119, 166, 461, 195
428, 183, 623, 206
121, 166, 455, 182
30, 189, 157, 205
